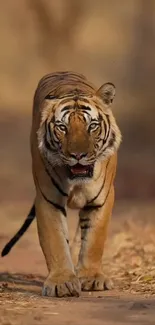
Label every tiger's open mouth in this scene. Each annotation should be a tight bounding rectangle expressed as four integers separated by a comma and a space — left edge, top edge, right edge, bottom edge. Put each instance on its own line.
67, 163, 94, 179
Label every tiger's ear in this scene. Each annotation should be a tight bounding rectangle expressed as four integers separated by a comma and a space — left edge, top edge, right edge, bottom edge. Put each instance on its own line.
96, 82, 116, 107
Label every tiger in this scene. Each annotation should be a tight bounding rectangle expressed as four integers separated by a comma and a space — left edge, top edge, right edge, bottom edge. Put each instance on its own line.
1, 71, 122, 297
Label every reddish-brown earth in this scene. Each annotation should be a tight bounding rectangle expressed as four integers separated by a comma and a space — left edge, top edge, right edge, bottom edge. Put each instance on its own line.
1, 202, 155, 325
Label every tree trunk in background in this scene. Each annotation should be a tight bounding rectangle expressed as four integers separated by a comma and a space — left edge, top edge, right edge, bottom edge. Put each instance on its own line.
27, 0, 84, 65
129, 0, 155, 110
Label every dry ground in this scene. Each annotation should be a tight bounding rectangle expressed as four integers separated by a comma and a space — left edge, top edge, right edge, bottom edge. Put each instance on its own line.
0, 202, 155, 325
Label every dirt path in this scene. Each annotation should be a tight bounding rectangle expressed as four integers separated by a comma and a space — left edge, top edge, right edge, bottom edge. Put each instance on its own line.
1, 202, 155, 324
1, 286, 155, 325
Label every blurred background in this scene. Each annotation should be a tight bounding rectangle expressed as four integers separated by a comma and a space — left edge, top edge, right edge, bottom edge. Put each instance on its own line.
0, 0, 155, 209
0, 1, 155, 297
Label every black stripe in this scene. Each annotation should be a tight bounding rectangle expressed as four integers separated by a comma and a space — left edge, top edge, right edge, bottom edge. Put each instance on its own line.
41, 189, 66, 216
44, 134, 52, 151
47, 121, 58, 148
53, 129, 60, 143
108, 132, 116, 147
83, 115, 86, 122
98, 116, 111, 152
61, 105, 72, 112
47, 121, 52, 138
44, 134, 57, 152
1, 204, 35, 257
37, 177, 67, 217
62, 110, 70, 120
46, 157, 63, 184
50, 116, 55, 123
96, 126, 102, 138
82, 204, 103, 212
83, 173, 114, 212
44, 121, 55, 151
103, 120, 107, 138
104, 115, 111, 142
87, 160, 110, 204
45, 166, 68, 197
101, 131, 116, 153
95, 105, 102, 111
80, 110, 91, 117
79, 105, 91, 111
50, 131, 59, 149
100, 138, 106, 151
99, 173, 114, 207
80, 224, 90, 230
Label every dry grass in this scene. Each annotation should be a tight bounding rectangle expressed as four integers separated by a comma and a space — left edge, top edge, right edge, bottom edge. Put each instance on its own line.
0, 202, 155, 324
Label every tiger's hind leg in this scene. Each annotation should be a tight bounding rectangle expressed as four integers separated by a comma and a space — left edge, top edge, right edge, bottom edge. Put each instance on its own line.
35, 195, 81, 297
77, 186, 114, 291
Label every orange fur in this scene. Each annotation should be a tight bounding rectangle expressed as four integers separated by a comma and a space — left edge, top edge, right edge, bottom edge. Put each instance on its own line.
3, 72, 121, 298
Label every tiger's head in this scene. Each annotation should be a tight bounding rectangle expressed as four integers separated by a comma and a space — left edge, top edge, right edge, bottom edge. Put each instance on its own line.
36, 72, 121, 181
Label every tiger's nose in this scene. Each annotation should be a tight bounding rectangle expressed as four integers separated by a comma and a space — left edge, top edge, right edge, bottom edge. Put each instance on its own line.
70, 152, 87, 160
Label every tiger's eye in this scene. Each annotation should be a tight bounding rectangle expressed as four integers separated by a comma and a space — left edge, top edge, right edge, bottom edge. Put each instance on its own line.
56, 124, 67, 132
89, 122, 100, 131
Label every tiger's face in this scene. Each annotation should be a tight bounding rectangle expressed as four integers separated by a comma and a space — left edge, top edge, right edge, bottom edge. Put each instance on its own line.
38, 82, 121, 181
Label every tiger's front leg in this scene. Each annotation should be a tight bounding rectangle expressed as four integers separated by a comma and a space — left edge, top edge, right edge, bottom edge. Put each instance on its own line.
77, 185, 114, 291
35, 194, 81, 297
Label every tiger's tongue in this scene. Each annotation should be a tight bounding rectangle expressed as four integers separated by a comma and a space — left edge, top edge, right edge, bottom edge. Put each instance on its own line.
70, 164, 87, 175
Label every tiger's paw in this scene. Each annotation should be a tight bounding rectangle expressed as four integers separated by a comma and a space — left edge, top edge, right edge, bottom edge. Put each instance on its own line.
79, 272, 113, 291
42, 273, 81, 297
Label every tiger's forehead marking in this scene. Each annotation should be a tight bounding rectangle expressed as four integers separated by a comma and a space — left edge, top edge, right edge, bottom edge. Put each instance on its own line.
53, 98, 100, 123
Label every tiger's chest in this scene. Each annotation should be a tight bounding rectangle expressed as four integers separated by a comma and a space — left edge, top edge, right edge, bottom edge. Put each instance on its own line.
67, 185, 87, 209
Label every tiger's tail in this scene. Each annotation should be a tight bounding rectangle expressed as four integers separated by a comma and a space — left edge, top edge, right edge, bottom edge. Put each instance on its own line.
1, 204, 35, 257
1, 204, 80, 257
